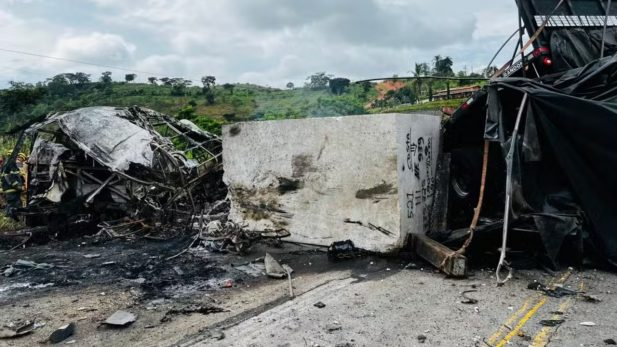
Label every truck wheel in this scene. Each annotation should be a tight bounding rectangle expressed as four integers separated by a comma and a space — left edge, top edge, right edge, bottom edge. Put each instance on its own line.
448, 146, 483, 227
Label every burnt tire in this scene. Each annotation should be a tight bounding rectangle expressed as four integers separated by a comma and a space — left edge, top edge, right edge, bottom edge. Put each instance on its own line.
448, 146, 483, 228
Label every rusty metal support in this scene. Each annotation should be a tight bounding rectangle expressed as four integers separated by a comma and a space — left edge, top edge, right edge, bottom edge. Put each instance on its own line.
410, 234, 467, 277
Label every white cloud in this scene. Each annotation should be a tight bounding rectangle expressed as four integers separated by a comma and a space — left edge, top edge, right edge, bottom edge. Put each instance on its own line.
52, 32, 136, 65
0, 0, 520, 87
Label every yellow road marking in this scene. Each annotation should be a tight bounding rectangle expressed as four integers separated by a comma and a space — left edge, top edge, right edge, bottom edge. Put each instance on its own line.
487, 300, 533, 345
496, 298, 547, 347
486, 269, 573, 346
531, 281, 584, 347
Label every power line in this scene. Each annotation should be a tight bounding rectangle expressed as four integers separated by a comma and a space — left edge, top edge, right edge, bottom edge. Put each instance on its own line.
0, 47, 162, 76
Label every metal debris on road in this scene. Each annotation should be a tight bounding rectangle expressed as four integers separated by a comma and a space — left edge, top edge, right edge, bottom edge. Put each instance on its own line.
103, 310, 137, 327
539, 319, 565, 327
417, 334, 427, 344
49, 322, 75, 344
314, 301, 326, 308
326, 321, 342, 332
460, 290, 479, 304
527, 281, 578, 297
580, 321, 597, 326
83, 254, 101, 259
327, 240, 364, 261
264, 253, 287, 279
0, 319, 36, 339
160, 304, 226, 323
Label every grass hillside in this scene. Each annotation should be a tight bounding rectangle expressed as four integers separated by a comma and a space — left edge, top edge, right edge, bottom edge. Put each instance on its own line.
0, 77, 473, 136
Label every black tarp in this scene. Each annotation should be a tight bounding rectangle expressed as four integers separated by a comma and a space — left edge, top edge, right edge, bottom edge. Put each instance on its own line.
486, 54, 617, 266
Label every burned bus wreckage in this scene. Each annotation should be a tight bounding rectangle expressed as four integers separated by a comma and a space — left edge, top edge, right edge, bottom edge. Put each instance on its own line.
8, 106, 225, 239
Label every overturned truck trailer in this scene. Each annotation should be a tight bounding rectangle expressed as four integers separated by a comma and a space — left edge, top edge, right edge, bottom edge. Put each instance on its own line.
16, 106, 223, 237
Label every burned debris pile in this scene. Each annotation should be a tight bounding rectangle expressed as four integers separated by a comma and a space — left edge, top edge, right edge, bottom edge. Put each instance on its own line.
10, 106, 225, 241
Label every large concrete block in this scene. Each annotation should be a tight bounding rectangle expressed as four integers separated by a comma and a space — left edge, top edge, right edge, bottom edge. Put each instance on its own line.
222, 114, 441, 253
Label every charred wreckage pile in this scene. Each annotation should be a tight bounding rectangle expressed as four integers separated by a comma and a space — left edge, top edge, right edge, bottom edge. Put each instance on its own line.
4, 106, 234, 243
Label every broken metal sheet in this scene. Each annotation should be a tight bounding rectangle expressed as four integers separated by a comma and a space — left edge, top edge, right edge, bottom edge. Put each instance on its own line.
50, 107, 155, 172
104, 310, 136, 327
264, 253, 287, 279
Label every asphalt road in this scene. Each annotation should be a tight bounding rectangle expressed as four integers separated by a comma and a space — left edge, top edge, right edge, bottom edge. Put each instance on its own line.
190, 261, 617, 347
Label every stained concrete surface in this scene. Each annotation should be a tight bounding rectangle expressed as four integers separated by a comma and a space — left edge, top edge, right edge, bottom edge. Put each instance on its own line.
222, 114, 441, 253
1, 238, 616, 347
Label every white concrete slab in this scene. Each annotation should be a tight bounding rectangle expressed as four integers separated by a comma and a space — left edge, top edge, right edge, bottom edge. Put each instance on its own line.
222, 114, 441, 253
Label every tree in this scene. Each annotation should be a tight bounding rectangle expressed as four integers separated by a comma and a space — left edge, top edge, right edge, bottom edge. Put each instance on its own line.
412, 62, 430, 102
125, 74, 137, 83
305, 72, 332, 90
100, 71, 112, 84
205, 90, 215, 105
74, 72, 91, 85
170, 78, 189, 96
329, 77, 350, 95
286, 82, 294, 90
222, 83, 235, 95
0, 81, 46, 114
47, 74, 71, 96
147, 77, 157, 85
432, 55, 454, 77
201, 75, 216, 90
160, 77, 172, 86
383, 85, 416, 105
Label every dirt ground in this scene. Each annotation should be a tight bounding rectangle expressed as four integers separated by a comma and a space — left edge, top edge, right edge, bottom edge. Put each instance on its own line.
1, 237, 616, 347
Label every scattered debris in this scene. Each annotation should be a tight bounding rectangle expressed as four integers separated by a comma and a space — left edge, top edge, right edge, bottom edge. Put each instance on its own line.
199, 221, 290, 254
161, 304, 226, 323
580, 321, 597, 326
0, 319, 36, 339
326, 321, 342, 332
314, 301, 326, 309
264, 253, 287, 279
2, 260, 55, 279
580, 293, 602, 303
49, 322, 75, 344
233, 262, 266, 277
527, 282, 578, 298
539, 319, 565, 327
83, 254, 101, 259
210, 330, 225, 341
417, 334, 427, 344
327, 240, 364, 261
103, 310, 136, 327
76, 307, 97, 312
173, 266, 185, 276
460, 290, 478, 304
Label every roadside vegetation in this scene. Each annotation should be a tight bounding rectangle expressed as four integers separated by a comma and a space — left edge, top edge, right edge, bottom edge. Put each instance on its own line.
0, 56, 494, 136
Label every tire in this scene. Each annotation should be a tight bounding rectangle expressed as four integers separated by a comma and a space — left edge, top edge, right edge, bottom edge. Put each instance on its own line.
448, 146, 483, 228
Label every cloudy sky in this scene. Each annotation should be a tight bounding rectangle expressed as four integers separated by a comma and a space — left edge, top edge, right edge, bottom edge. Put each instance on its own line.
0, 0, 520, 88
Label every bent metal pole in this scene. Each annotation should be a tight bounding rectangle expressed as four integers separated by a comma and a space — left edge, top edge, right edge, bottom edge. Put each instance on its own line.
496, 92, 528, 285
